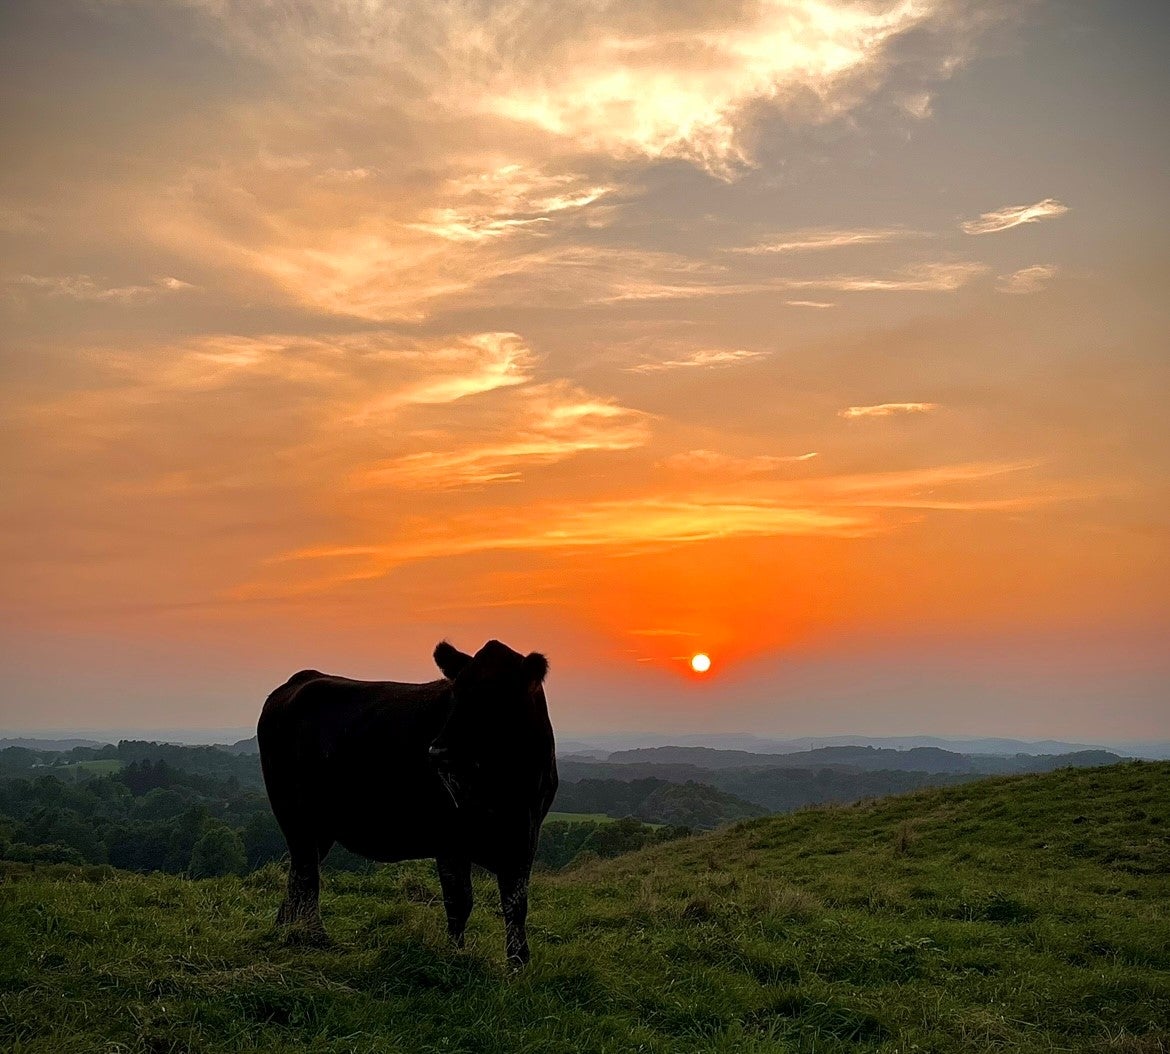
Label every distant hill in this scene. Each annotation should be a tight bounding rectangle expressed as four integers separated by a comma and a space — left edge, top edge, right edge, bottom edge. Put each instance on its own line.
558, 731, 1168, 757
219, 737, 260, 755
2, 762, 1166, 1052
561, 729, 1127, 758
604, 744, 1126, 774
0, 738, 107, 751
555, 777, 767, 828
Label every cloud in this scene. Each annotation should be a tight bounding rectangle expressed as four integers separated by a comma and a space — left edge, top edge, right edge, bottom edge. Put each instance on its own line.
19, 327, 654, 512
840, 402, 939, 418
351, 381, 651, 488
785, 300, 835, 309
10, 274, 194, 303
594, 259, 988, 305
996, 264, 1058, 294
263, 497, 874, 585
88, 0, 1004, 323
408, 165, 612, 243
961, 198, 1069, 235
626, 348, 767, 373
347, 332, 537, 419
662, 449, 818, 477
174, 0, 986, 178
145, 157, 622, 321
157, 276, 197, 291
785, 262, 989, 293
245, 458, 1058, 599
729, 227, 921, 254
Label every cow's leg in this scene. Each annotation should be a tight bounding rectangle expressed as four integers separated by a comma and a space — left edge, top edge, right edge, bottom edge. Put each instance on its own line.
277, 838, 327, 942
436, 856, 473, 947
496, 869, 531, 967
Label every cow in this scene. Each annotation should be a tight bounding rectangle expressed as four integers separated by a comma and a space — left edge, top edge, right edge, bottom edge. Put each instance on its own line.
257, 639, 557, 966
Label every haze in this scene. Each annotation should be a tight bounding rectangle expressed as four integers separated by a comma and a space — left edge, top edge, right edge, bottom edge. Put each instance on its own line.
1, 1, 1167, 742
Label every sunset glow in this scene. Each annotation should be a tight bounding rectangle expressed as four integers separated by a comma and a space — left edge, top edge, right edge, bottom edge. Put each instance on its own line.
1, 1, 1167, 742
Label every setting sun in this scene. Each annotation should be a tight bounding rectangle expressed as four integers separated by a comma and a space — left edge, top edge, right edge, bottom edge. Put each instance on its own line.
690, 653, 712, 674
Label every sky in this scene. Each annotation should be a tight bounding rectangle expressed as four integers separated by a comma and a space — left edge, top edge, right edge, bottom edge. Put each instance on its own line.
1, 0, 1168, 741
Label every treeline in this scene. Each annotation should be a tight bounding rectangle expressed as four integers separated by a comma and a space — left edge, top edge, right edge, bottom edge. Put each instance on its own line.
558, 759, 990, 812
0, 763, 293, 876
535, 817, 689, 870
0, 747, 685, 877
0, 741, 263, 787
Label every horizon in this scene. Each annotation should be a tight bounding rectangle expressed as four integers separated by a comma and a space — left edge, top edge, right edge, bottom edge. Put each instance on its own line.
5, 725, 1169, 758
2, 1, 1168, 742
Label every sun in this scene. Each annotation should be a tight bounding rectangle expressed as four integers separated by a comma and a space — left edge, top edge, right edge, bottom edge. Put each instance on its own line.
690, 653, 711, 673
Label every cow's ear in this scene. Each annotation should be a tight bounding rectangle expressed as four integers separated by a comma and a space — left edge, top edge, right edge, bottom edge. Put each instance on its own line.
523, 651, 549, 687
434, 641, 473, 680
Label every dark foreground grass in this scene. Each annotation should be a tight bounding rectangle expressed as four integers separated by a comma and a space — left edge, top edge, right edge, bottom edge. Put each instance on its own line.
2, 762, 1167, 1053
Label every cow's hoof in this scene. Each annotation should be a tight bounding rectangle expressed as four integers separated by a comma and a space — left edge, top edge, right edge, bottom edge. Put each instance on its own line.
282, 922, 333, 948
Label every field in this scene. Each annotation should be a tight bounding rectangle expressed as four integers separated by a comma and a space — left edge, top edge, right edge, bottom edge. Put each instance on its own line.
2, 762, 1167, 1053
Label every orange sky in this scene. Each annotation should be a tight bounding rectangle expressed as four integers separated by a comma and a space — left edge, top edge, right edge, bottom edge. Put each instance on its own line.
1, 0, 1168, 740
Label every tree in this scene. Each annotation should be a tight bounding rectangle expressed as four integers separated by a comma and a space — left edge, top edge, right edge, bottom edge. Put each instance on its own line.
188, 824, 246, 878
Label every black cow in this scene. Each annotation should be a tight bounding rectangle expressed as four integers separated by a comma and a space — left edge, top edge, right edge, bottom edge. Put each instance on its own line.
257, 639, 557, 965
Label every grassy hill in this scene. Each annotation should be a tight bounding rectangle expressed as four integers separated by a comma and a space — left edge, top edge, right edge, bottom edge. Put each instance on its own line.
2, 762, 1167, 1053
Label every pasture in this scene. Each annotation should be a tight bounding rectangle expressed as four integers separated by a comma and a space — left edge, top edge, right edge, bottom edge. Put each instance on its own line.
2, 762, 1167, 1053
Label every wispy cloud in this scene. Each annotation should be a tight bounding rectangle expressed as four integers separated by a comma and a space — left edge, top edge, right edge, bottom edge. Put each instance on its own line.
626, 348, 767, 373
598, 260, 988, 305
785, 262, 989, 293
729, 227, 921, 254
785, 300, 836, 309
840, 402, 939, 419
264, 498, 874, 581
347, 332, 537, 419
409, 165, 612, 242
351, 382, 650, 489
244, 458, 1058, 599
961, 198, 1069, 235
11, 274, 194, 303
662, 449, 818, 477
996, 264, 1058, 294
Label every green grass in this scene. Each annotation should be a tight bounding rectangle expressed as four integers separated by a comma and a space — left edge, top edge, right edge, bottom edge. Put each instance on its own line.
2, 762, 1168, 1053
546, 811, 618, 824
546, 811, 665, 829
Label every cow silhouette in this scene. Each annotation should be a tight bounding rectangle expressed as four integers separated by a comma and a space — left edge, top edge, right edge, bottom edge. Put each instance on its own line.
258, 639, 557, 965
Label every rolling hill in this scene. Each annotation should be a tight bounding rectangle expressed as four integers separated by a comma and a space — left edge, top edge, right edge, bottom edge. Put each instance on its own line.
1, 761, 1167, 1052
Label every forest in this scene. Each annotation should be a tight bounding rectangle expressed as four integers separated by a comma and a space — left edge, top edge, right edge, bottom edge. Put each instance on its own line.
0, 738, 1127, 879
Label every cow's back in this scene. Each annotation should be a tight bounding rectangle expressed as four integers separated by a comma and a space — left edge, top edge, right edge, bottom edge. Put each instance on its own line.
258, 670, 458, 861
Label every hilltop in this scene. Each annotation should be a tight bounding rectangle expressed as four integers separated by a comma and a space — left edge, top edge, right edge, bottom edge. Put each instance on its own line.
602, 743, 1126, 773
2, 761, 1167, 1052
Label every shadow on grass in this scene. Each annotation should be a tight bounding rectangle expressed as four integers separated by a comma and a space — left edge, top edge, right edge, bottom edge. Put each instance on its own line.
346, 938, 495, 998
745, 990, 887, 1045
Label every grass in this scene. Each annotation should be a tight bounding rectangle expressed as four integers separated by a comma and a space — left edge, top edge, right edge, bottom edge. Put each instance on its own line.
1, 762, 1167, 1052
545, 811, 665, 829
546, 811, 618, 824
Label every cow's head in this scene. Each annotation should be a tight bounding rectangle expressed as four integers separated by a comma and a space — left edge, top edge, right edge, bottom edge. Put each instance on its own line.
428, 639, 550, 807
